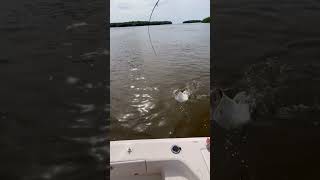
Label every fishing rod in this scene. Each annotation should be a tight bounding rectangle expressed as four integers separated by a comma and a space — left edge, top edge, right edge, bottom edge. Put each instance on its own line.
148, 0, 160, 56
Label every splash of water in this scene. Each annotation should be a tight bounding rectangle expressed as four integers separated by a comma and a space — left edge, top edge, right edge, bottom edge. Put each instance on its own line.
213, 90, 253, 130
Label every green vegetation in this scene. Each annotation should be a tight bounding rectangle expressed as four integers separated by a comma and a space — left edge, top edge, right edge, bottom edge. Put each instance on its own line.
110, 21, 172, 27
202, 17, 211, 23
183, 20, 202, 24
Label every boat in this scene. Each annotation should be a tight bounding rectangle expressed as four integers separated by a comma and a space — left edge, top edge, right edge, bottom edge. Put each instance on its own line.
110, 137, 210, 180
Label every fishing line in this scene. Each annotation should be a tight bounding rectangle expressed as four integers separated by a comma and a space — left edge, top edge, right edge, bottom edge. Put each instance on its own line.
148, 0, 160, 56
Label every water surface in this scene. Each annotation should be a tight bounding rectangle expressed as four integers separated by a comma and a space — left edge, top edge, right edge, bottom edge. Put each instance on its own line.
111, 23, 210, 140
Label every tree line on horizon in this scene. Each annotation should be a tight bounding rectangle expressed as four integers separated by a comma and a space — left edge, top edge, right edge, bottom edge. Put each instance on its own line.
110, 17, 211, 27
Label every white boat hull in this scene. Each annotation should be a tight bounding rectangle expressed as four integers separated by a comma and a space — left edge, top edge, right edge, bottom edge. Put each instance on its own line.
110, 137, 210, 180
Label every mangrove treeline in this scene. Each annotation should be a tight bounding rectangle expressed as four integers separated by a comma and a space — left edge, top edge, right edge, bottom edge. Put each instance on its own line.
110, 21, 172, 27
110, 17, 210, 27
183, 17, 211, 24
183, 20, 202, 23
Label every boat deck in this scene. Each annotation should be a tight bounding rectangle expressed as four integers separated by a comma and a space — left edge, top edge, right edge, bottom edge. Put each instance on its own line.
110, 137, 210, 180
113, 175, 162, 180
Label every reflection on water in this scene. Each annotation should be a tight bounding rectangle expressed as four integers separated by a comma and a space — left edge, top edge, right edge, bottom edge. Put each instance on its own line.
111, 24, 210, 140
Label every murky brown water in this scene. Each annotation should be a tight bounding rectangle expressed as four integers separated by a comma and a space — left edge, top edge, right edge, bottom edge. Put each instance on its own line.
110, 23, 210, 140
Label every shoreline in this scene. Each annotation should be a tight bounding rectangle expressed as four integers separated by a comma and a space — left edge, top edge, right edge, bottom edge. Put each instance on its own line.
110, 21, 172, 28
110, 17, 210, 28
110, 22, 209, 28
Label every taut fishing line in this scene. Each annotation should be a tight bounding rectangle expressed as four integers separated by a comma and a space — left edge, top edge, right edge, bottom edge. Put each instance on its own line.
148, 0, 160, 56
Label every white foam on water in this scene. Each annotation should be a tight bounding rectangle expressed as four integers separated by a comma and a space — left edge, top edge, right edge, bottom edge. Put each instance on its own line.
85, 83, 93, 89
75, 118, 87, 122
80, 48, 108, 59
118, 113, 134, 122
70, 136, 106, 145
120, 123, 131, 128
158, 120, 166, 127
143, 87, 154, 91
134, 124, 147, 133
133, 101, 155, 114
66, 76, 79, 84
140, 99, 150, 103
71, 124, 90, 128
41, 165, 74, 180
131, 103, 146, 108
130, 68, 138, 71
135, 77, 145, 80
66, 22, 88, 30
75, 104, 95, 113
196, 94, 209, 99
148, 113, 159, 120
89, 146, 106, 162
80, 52, 99, 59
142, 94, 151, 98
132, 98, 139, 103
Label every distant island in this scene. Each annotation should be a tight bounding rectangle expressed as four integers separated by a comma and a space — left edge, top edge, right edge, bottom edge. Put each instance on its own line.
183, 20, 202, 24
202, 17, 210, 23
110, 21, 172, 27
183, 17, 211, 24
110, 17, 210, 27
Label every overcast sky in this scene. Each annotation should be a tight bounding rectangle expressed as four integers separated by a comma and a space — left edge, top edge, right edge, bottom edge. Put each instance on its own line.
110, 0, 210, 24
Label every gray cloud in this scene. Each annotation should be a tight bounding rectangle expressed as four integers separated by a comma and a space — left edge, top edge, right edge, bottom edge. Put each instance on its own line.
118, 2, 130, 10
110, 0, 210, 24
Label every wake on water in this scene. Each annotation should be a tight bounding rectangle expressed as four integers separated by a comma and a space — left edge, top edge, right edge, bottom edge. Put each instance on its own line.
214, 58, 320, 130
